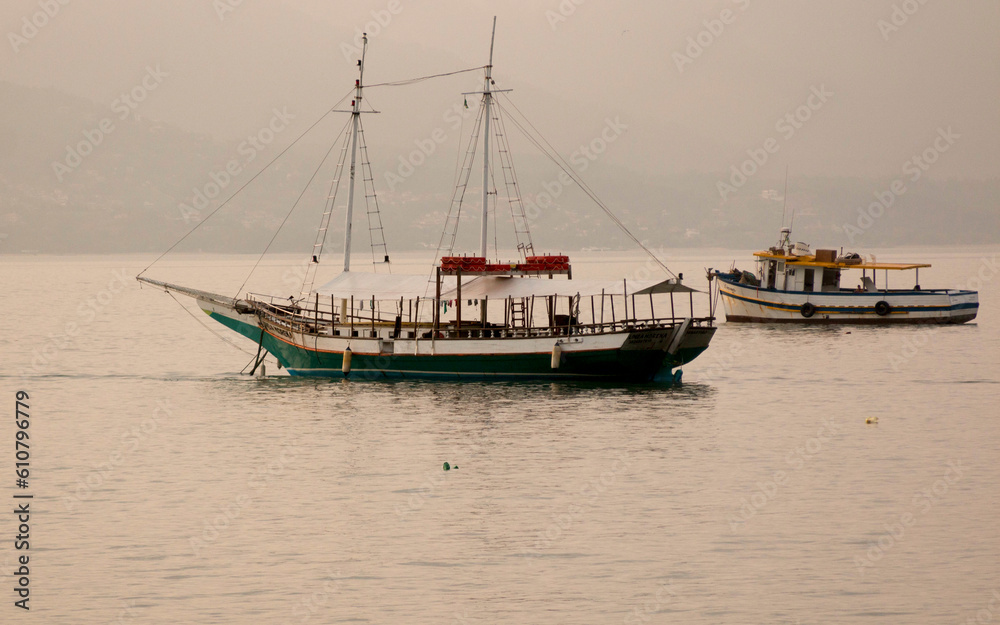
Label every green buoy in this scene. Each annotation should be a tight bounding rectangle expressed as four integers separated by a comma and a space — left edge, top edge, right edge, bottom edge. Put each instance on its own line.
443, 462, 450, 471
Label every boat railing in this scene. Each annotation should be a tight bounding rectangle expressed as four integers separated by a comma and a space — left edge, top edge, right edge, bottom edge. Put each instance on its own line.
246, 292, 712, 340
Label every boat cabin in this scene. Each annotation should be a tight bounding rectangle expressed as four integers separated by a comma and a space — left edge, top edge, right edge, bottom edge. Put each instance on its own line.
751, 247, 929, 294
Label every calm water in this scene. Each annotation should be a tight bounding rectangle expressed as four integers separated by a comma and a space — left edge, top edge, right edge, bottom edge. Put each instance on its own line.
2, 248, 998, 624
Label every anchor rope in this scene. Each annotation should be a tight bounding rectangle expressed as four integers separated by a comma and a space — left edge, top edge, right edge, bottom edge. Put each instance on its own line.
166, 291, 257, 356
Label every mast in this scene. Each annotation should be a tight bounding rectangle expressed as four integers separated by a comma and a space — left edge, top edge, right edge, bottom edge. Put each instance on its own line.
480, 17, 496, 259
343, 34, 368, 272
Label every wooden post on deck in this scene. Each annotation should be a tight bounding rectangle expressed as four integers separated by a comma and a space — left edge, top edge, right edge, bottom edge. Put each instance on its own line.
623, 279, 629, 320
456, 267, 462, 332
482, 296, 488, 335
434, 267, 441, 334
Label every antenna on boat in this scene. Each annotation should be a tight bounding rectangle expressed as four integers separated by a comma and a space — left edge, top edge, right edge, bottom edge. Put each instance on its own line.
480, 16, 497, 258
780, 165, 789, 229
777, 165, 791, 249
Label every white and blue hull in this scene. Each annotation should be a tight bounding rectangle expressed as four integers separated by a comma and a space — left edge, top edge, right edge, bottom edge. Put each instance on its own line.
717, 276, 978, 324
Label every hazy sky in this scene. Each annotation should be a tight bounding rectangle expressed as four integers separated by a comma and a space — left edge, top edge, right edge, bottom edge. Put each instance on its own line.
2, 0, 998, 183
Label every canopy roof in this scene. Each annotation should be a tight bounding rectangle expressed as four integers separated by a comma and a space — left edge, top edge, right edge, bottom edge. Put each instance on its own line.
315, 272, 697, 300
753, 252, 930, 271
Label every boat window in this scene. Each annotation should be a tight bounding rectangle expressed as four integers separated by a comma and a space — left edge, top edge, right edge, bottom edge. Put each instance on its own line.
803, 268, 815, 292
822, 269, 839, 291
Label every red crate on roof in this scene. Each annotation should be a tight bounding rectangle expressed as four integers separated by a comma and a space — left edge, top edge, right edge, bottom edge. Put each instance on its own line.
526, 255, 570, 264
440, 256, 487, 271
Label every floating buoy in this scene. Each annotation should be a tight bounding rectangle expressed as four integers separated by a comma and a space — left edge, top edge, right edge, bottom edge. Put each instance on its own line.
342, 347, 352, 374
551, 343, 562, 369
866, 417, 878, 424
443, 462, 450, 471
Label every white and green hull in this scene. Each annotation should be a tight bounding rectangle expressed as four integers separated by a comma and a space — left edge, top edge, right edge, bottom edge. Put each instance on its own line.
199, 298, 715, 382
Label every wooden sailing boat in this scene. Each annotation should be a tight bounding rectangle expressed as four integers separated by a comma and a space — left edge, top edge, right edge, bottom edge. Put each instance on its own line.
139, 22, 716, 381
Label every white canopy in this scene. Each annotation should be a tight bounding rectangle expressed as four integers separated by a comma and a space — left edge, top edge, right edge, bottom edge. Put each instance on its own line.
315, 272, 696, 300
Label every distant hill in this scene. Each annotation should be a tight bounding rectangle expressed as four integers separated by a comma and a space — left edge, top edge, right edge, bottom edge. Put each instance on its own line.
1, 81, 997, 254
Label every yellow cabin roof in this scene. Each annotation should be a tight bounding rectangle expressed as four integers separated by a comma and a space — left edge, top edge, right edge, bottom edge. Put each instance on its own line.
752, 252, 931, 271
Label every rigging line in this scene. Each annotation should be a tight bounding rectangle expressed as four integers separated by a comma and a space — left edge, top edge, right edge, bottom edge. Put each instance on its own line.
166, 291, 258, 356
496, 94, 676, 279
366, 66, 485, 88
234, 116, 353, 300
137, 95, 351, 279
488, 161, 499, 259
452, 104, 466, 189
495, 94, 667, 267
492, 102, 533, 256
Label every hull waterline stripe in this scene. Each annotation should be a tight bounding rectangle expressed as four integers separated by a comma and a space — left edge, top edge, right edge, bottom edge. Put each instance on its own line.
720, 289, 978, 314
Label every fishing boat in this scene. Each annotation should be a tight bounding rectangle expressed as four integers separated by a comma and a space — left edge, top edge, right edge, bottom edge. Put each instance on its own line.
138, 23, 716, 381
709, 227, 979, 324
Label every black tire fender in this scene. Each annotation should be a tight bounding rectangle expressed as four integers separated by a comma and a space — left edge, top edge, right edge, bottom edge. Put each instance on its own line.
875, 300, 891, 316
800, 302, 816, 318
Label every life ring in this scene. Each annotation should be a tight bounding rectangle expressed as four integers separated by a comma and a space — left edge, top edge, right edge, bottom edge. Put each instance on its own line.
874, 300, 891, 316
800, 302, 816, 318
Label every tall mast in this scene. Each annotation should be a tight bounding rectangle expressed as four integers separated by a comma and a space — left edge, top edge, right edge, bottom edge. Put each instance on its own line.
343, 34, 368, 272
480, 17, 497, 259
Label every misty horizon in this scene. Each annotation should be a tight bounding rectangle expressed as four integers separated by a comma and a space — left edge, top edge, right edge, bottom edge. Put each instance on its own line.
2, 1, 998, 256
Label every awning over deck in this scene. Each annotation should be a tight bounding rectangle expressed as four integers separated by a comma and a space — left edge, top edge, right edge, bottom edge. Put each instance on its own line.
752, 252, 931, 271
315, 272, 697, 301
